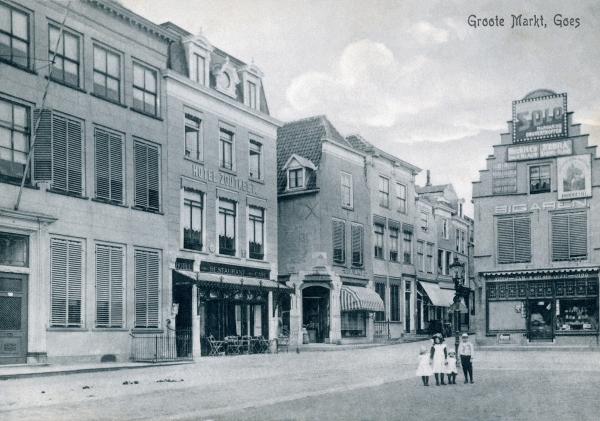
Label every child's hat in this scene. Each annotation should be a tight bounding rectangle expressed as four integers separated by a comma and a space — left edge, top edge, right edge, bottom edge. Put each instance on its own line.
461, 333, 469, 338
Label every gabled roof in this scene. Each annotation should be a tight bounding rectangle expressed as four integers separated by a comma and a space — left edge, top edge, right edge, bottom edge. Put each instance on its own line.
282, 154, 317, 171
346, 134, 421, 174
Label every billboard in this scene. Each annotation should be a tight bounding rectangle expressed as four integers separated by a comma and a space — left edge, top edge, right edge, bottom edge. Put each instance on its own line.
512, 93, 567, 143
492, 162, 517, 194
557, 154, 591, 200
506, 139, 572, 161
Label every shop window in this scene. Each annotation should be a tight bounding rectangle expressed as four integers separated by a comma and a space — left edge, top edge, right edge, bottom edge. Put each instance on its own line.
49, 25, 81, 87
219, 129, 234, 170
375, 282, 386, 321
374, 223, 384, 259
248, 206, 264, 260
0, 98, 29, 183
94, 127, 123, 204
218, 199, 236, 256
341, 311, 366, 337
390, 284, 400, 321
556, 298, 598, 332
496, 215, 531, 264
50, 237, 83, 327
529, 164, 551, 194
552, 211, 587, 261
378, 176, 389, 208
134, 249, 160, 328
96, 243, 124, 328
0, 231, 27, 266
389, 227, 399, 262
134, 140, 160, 211
185, 114, 203, 161
183, 189, 203, 251
351, 224, 363, 267
341, 172, 353, 209
133, 62, 158, 116
396, 183, 406, 213
0, 2, 30, 68
249, 140, 262, 179
93, 45, 121, 102
332, 219, 345, 264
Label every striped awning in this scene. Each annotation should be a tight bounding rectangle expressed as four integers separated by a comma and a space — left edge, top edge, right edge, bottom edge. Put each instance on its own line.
340, 285, 384, 312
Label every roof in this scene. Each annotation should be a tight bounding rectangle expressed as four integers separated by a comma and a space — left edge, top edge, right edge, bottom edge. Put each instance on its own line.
416, 184, 451, 194
277, 115, 351, 193
346, 134, 421, 174
282, 154, 317, 171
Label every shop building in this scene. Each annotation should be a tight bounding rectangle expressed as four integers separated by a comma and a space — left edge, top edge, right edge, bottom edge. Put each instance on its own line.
159, 23, 282, 356
278, 116, 382, 345
0, 0, 172, 364
346, 134, 421, 339
473, 89, 599, 345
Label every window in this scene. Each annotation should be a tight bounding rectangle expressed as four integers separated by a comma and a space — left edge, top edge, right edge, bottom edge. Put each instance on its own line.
416, 241, 424, 272
497, 215, 531, 264
374, 223, 384, 259
332, 219, 345, 264
0, 3, 29, 68
438, 249, 444, 274
193, 53, 206, 85
134, 249, 160, 329
378, 176, 389, 208
426, 243, 434, 273
341, 172, 353, 208
133, 62, 158, 116
49, 25, 80, 87
351, 224, 363, 267
552, 211, 587, 261
219, 129, 233, 170
442, 219, 449, 239
288, 168, 303, 189
248, 206, 265, 260
134, 140, 160, 211
420, 211, 428, 231
445, 251, 452, 275
341, 311, 366, 337
396, 183, 407, 213
94, 127, 123, 203
0, 231, 27, 266
556, 298, 597, 332
389, 227, 399, 262
375, 283, 386, 321
93, 45, 120, 102
32, 110, 83, 195
403, 231, 412, 264
247, 81, 258, 109
96, 243, 124, 328
249, 140, 262, 179
218, 199, 236, 256
0, 98, 29, 182
182, 189, 203, 251
185, 114, 202, 161
390, 285, 400, 321
50, 237, 83, 327
456, 228, 460, 252
530, 164, 551, 194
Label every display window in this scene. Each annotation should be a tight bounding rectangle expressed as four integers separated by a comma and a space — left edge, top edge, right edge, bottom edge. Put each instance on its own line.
555, 298, 598, 332
341, 311, 366, 337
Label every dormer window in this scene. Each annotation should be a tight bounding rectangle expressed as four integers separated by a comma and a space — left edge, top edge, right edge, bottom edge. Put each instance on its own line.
282, 153, 316, 192
248, 81, 258, 109
182, 32, 212, 87
240, 64, 263, 110
193, 53, 206, 86
288, 168, 304, 189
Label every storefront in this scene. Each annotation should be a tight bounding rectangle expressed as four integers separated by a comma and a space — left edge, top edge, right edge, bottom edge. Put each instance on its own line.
419, 281, 468, 335
340, 285, 384, 338
484, 269, 599, 342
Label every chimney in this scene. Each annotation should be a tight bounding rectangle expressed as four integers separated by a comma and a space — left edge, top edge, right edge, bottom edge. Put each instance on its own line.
426, 170, 431, 186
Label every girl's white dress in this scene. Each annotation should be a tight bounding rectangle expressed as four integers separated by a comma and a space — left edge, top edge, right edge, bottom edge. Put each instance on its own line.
445, 356, 457, 374
416, 353, 433, 376
431, 343, 447, 373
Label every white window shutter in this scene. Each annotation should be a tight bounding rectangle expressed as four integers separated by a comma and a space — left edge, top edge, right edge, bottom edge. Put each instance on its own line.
134, 249, 160, 328
96, 245, 110, 326
95, 129, 110, 200
52, 115, 68, 191
33, 109, 53, 182
67, 119, 83, 195
109, 133, 123, 203
50, 239, 68, 326
147, 145, 160, 210
569, 212, 587, 259
134, 142, 148, 208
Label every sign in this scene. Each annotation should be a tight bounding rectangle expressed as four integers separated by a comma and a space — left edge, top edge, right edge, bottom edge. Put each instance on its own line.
557, 154, 591, 200
191, 164, 256, 195
498, 333, 511, 344
199, 261, 271, 279
513, 93, 567, 143
494, 199, 587, 214
492, 162, 517, 194
507, 139, 572, 161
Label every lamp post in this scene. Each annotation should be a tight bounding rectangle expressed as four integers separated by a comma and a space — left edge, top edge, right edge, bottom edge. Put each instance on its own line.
449, 257, 467, 356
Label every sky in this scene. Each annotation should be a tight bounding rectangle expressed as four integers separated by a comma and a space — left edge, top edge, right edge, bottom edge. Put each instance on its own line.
122, 0, 600, 216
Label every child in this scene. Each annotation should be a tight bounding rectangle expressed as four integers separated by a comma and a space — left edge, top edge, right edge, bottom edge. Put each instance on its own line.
416, 346, 433, 386
459, 333, 475, 384
430, 333, 447, 385
445, 350, 458, 384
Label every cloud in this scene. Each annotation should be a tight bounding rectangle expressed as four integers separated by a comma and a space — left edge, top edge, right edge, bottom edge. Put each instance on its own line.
412, 21, 449, 44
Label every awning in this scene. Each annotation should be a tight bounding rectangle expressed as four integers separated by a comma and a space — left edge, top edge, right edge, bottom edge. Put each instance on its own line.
420, 282, 455, 307
340, 285, 384, 312
173, 270, 289, 291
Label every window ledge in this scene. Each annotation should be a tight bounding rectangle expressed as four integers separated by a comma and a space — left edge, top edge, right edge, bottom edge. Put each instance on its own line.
351, 265, 364, 269
131, 205, 164, 215
45, 76, 87, 93
181, 247, 206, 254
247, 257, 267, 263
129, 107, 163, 121
47, 189, 89, 200
219, 167, 237, 176
131, 328, 164, 334
91, 197, 127, 207
0, 58, 37, 74
249, 177, 264, 184
183, 156, 205, 165
90, 92, 127, 108
342, 205, 354, 211
47, 327, 88, 332
216, 253, 240, 259
0, 178, 38, 190
92, 327, 128, 332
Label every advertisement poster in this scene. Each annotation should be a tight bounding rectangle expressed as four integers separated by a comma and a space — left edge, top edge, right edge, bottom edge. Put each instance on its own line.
512, 93, 568, 143
557, 154, 592, 200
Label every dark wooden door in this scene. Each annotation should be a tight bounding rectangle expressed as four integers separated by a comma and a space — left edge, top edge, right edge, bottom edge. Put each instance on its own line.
0, 273, 27, 364
528, 299, 554, 341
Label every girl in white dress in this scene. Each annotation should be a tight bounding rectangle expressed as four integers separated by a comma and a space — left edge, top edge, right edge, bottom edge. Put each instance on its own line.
416, 346, 433, 386
445, 350, 458, 384
430, 334, 448, 385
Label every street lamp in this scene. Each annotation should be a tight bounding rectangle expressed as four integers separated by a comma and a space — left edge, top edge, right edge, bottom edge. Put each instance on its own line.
449, 257, 467, 356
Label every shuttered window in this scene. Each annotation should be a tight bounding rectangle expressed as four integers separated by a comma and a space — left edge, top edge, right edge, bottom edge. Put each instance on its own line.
497, 215, 531, 264
96, 244, 124, 328
134, 140, 160, 211
351, 224, 363, 267
552, 212, 587, 261
50, 238, 83, 327
32, 109, 83, 194
95, 128, 123, 203
332, 219, 345, 264
134, 249, 160, 328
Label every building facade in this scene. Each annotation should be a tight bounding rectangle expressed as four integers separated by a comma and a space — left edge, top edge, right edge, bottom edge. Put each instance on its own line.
0, 0, 172, 364
473, 89, 599, 345
277, 116, 383, 345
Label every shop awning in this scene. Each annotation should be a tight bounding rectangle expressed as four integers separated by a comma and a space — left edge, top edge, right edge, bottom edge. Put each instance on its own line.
420, 282, 455, 307
173, 270, 289, 291
340, 285, 384, 312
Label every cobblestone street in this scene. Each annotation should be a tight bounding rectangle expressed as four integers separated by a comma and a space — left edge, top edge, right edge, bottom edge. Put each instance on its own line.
1, 341, 599, 421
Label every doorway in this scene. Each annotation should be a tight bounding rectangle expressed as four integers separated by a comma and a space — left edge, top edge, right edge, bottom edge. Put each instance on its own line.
528, 299, 554, 341
172, 282, 192, 357
302, 286, 330, 343
0, 273, 27, 364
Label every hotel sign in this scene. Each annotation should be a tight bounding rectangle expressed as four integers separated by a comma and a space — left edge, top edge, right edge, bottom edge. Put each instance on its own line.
191, 164, 256, 195
507, 139, 572, 161
199, 261, 270, 279
495, 199, 587, 214
513, 93, 567, 143
557, 154, 592, 200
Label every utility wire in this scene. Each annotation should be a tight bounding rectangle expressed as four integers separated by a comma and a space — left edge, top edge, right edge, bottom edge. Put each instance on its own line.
14, 1, 72, 211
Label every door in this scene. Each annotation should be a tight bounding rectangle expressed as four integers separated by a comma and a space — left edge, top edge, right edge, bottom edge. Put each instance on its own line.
172, 282, 192, 357
0, 273, 27, 364
528, 299, 554, 341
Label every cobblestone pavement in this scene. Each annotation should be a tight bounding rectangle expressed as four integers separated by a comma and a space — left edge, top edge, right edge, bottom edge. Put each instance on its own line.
1, 341, 599, 421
